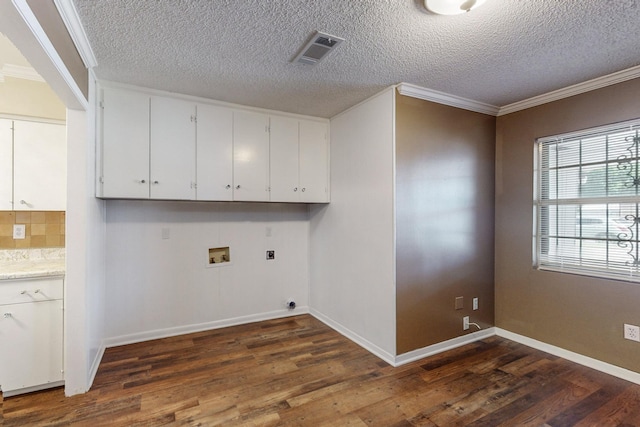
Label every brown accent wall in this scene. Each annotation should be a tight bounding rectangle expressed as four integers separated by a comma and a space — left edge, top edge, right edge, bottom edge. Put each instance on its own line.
26, 0, 88, 101
0, 211, 65, 249
496, 78, 640, 373
395, 94, 496, 354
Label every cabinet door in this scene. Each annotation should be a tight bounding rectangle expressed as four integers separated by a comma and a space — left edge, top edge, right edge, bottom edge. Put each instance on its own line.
299, 120, 329, 202
0, 119, 12, 210
269, 116, 300, 202
13, 121, 66, 210
150, 97, 196, 200
0, 299, 64, 392
233, 111, 269, 201
196, 104, 233, 201
101, 87, 150, 199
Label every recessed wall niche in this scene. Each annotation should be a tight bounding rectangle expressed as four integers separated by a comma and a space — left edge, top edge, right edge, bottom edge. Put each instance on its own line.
208, 246, 230, 267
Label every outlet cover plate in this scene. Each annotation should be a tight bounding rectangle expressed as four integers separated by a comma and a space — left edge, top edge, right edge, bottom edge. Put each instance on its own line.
13, 224, 26, 239
624, 324, 640, 342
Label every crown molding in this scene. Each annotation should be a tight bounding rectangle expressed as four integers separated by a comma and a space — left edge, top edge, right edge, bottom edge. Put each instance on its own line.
0, 63, 44, 82
396, 82, 500, 116
498, 64, 640, 116
53, 0, 97, 68
399, 64, 640, 118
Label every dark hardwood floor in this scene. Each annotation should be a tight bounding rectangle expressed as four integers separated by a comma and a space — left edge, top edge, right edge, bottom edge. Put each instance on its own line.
2, 314, 640, 426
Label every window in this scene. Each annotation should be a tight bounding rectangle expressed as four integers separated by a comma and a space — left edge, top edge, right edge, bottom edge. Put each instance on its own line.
534, 119, 640, 283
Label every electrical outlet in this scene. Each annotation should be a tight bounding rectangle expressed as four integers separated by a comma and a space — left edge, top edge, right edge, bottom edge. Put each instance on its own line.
463, 316, 470, 331
624, 324, 640, 342
13, 224, 25, 239
266, 250, 275, 260
472, 297, 479, 310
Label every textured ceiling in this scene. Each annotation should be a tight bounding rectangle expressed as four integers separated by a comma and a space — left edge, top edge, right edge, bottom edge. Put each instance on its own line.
72, 0, 640, 118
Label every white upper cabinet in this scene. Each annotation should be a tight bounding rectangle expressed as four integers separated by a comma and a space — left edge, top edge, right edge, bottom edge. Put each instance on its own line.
13, 121, 66, 211
97, 84, 329, 203
269, 116, 300, 202
196, 104, 233, 201
269, 118, 329, 203
0, 119, 12, 210
233, 111, 270, 202
100, 87, 150, 199
299, 120, 329, 202
150, 96, 196, 200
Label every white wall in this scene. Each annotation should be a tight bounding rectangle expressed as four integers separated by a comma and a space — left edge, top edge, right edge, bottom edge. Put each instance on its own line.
85, 74, 106, 387
309, 88, 396, 360
104, 201, 310, 343
65, 103, 106, 395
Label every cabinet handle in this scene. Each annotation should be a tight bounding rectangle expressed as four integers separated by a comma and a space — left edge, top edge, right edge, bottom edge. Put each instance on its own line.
293, 187, 298, 192
153, 180, 159, 184
235, 185, 241, 190
302, 188, 306, 192
225, 185, 231, 189
20, 290, 26, 294
20, 199, 27, 205
3, 312, 12, 318
34, 289, 40, 294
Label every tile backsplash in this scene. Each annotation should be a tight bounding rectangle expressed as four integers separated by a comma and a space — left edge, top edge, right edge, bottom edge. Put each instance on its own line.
0, 211, 65, 249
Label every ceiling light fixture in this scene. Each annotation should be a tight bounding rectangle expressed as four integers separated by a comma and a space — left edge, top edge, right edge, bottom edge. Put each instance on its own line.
424, 0, 487, 15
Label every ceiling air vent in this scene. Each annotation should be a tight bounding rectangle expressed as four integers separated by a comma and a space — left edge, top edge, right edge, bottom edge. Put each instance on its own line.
293, 31, 344, 65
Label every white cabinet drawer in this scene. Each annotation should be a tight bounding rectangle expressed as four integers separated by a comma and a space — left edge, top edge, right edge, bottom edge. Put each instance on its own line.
0, 278, 63, 305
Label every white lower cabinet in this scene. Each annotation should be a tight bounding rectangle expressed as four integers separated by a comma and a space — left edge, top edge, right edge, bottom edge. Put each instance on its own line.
0, 277, 64, 397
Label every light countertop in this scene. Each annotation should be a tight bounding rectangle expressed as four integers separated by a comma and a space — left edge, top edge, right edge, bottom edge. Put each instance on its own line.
0, 249, 65, 280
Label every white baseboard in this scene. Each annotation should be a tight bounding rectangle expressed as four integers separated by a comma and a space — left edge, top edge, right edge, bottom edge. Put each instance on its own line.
310, 308, 397, 366
3, 380, 65, 397
87, 342, 106, 389
495, 328, 640, 385
104, 306, 309, 348
394, 328, 496, 366
100, 310, 640, 388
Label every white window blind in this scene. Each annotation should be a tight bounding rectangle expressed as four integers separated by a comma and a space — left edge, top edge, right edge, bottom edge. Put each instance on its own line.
535, 119, 640, 283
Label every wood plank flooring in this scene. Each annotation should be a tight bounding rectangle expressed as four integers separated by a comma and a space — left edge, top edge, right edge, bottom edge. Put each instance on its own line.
2, 314, 640, 426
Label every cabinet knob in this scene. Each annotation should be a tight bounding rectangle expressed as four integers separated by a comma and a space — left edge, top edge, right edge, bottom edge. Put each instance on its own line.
225, 185, 231, 189
153, 180, 159, 185
20, 199, 27, 204
236, 185, 241, 189
140, 179, 146, 184
20, 290, 26, 294
34, 289, 40, 294
302, 188, 306, 192
294, 187, 298, 192
3, 312, 12, 318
